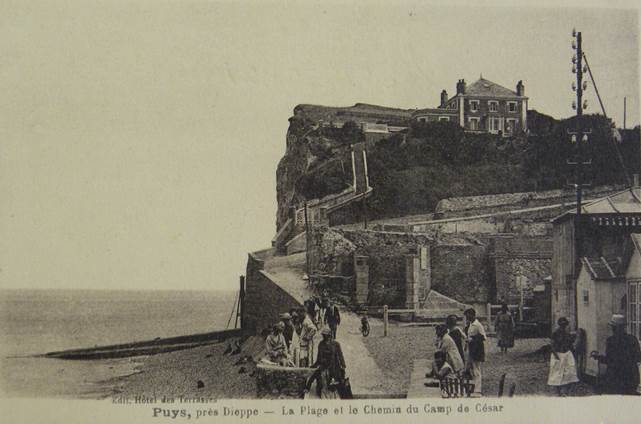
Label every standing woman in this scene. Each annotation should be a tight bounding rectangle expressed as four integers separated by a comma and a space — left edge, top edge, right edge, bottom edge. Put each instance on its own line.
547, 317, 579, 396
494, 303, 515, 354
464, 308, 486, 397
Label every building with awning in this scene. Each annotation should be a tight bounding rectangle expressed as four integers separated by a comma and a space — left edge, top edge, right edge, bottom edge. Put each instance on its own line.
550, 185, 641, 330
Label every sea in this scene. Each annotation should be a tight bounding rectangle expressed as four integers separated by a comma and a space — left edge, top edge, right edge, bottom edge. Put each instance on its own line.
0, 289, 237, 399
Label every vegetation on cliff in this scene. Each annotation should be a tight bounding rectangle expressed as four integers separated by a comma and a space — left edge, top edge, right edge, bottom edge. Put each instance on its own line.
276, 109, 640, 227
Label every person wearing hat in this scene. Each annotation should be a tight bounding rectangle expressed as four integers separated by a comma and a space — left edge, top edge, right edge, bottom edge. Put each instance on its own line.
463, 308, 486, 396
265, 321, 292, 366
288, 310, 301, 366
299, 302, 317, 367
304, 327, 346, 398
547, 317, 579, 396
323, 298, 341, 340
591, 314, 641, 395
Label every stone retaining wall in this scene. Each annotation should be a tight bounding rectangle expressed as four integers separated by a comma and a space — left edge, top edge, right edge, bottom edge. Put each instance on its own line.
256, 364, 314, 399
243, 253, 303, 335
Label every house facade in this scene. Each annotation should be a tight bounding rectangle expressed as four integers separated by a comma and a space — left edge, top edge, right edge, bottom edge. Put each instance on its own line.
412, 77, 529, 136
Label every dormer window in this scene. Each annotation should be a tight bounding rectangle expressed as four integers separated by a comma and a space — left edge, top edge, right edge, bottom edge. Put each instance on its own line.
508, 101, 517, 113
488, 101, 499, 112
470, 100, 479, 112
449, 102, 457, 110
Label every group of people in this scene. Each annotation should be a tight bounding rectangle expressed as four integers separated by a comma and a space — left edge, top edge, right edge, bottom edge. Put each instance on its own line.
427, 308, 487, 397
263, 295, 348, 398
549, 314, 641, 396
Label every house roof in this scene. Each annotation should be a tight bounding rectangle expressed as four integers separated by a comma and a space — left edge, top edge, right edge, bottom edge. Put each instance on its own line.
552, 187, 641, 223
462, 78, 525, 99
580, 256, 624, 280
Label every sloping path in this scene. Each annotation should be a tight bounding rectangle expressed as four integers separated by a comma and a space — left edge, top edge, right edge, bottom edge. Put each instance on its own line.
264, 252, 386, 397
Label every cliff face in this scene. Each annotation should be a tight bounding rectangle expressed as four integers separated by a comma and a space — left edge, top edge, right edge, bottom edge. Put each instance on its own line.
275, 104, 640, 233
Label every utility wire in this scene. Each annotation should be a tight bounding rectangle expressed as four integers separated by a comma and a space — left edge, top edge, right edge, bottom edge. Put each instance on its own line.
583, 52, 632, 187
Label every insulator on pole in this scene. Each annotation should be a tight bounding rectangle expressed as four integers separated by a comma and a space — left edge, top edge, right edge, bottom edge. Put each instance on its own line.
572, 28, 577, 37
572, 101, 577, 110
572, 55, 577, 64
572, 40, 577, 49
583, 66, 588, 73
583, 100, 588, 110
582, 81, 588, 90
572, 82, 577, 91
572, 65, 577, 74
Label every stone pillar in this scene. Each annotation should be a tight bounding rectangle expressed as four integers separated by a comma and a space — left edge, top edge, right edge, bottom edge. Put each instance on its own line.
405, 255, 420, 310
419, 246, 431, 294
354, 255, 369, 306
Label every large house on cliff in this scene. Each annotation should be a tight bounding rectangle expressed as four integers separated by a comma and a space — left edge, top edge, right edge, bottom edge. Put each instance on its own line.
412, 77, 529, 136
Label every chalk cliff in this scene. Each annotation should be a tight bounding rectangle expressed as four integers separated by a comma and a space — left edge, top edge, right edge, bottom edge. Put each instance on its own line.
275, 104, 640, 234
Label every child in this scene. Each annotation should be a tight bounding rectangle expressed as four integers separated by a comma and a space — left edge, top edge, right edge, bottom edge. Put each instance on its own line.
425, 351, 455, 382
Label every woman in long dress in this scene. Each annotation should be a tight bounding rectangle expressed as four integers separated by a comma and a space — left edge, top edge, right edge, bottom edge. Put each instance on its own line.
547, 317, 579, 396
494, 303, 515, 354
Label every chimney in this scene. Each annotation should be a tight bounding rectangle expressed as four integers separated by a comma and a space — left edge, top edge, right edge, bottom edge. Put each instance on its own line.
516, 80, 525, 96
440, 90, 448, 107
456, 79, 466, 95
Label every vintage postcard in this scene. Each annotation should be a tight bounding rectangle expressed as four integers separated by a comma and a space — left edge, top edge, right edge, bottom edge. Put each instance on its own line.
1, 0, 640, 423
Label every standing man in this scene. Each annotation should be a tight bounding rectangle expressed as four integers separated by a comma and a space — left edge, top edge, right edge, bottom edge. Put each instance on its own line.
323, 298, 341, 340
464, 308, 486, 397
299, 303, 317, 367
304, 327, 347, 398
591, 314, 641, 395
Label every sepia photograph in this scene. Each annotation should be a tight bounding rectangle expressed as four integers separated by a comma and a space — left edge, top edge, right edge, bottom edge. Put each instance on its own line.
1, 0, 640, 422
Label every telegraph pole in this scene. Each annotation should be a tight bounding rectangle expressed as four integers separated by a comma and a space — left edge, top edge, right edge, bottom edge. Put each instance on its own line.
569, 29, 592, 329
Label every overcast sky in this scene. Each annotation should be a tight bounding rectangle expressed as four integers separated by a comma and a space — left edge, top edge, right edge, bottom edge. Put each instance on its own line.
0, 1, 639, 292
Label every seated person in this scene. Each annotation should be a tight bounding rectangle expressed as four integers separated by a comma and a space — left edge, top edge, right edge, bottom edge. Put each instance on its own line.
265, 322, 293, 366
425, 351, 455, 382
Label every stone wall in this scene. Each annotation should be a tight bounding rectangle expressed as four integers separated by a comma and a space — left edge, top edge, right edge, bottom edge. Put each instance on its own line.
434, 185, 624, 219
493, 237, 553, 304
256, 364, 314, 399
430, 243, 492, 304
309, 228, 433, 308
243, 252, 303, 335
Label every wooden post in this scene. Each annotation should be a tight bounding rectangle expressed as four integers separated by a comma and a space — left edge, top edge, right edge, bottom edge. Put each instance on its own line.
519, 286, 524, 322
304, 202, 311, 276
383, 305, 388, 337
486, 303, 492, 332
238, 275, 245, 329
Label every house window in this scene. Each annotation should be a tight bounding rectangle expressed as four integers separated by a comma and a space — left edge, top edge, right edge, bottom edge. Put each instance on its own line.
505, 119, 517, 135
488, 101, 499, 112
418, 117, 427, 122
508, 101, 517, 113
449, 102, 457, 110
629, 281, 640, 340
488, 117, 501, 133
438, 116, 450, 122
470, 100, 479, 112
468, 117, 480, 130
582, 289, 589, 304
